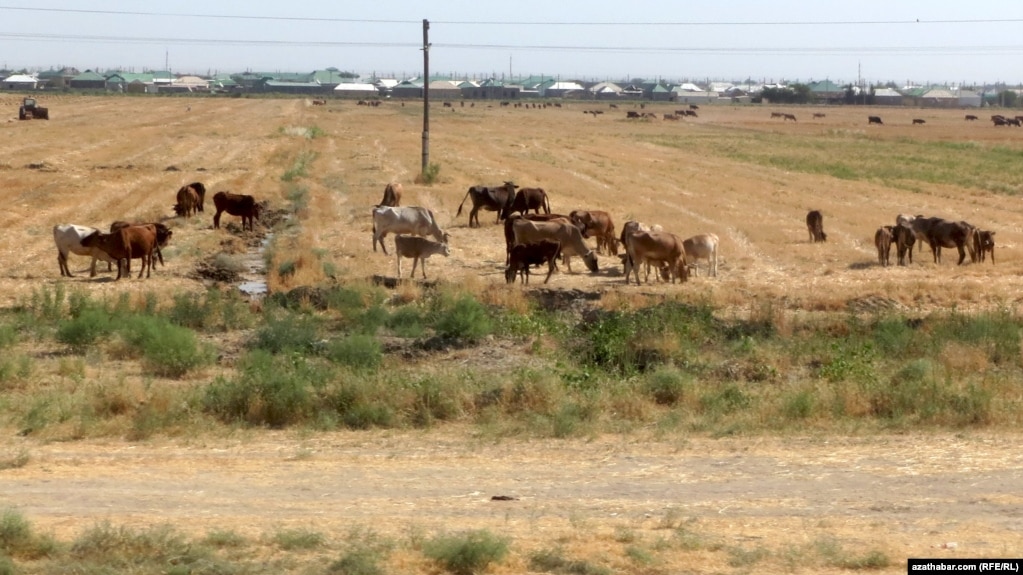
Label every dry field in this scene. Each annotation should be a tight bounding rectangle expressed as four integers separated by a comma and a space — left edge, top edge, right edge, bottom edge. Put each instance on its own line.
2, 95, 1023, 573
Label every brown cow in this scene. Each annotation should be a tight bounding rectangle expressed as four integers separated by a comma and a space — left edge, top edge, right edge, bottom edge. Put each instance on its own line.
910, 217, 974, 265
379, 182, 402, 207
891, 224, 916, 266
80, 224, 159, 279
806, 210, 826, 243
177, 182, 206, 213
875, 226, 893, 267
569, 210, 617, 255
110, 221, 172, 267
174, 185, 200, 217
510, 218, 598, 274
213, 191, 261, 231
623, 231, 688, 285
503, 213, 580, 264
977, 230, 996, 263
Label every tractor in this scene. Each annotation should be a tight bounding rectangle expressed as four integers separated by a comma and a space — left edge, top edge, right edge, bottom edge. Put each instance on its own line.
18, 97, 49, 120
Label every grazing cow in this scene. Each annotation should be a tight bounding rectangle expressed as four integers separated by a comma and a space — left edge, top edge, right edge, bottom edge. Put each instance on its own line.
503, 213, 580, 265
977, 230, 996, 263
174, 185, 200, 217
177, 182, 206, 213
992, 115, 1008, 126
965, 114, 978, 121
379, 182, 402, 207
455, 181, 517, 227
806, 210, 826, 243
910, 217, 974, 265
626, 110, 641, 119
868, 115, 883, 125
510, 218, 598, 274
912, 118, 926, 125
783, 113, 797, 122
505, 240, 562, 284
502, 187, 551, 219
891, 224, 916, 266
569, 210, 618, 255
770, 112, 784, 118
394, 235, 449, 279
874, 226, 893, 267
813, 113, 826, 118
618, 220, 664, 275
1007, 118, 1022, 127
53, 224, 119, 278
80, 224, 159, 279
212, 191, 261, 231
682, 233, 719, 277
110, 221, 173, 268
372, 206, 448, 255
624, 231, 688, 285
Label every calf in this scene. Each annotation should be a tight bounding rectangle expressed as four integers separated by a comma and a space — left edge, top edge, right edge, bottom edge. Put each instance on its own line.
682, 233, 719, 277
174, 185, 200, 217
977, 230, 996, 264
505, 240, 562, 284
394, 235, 449, 279
373, 206, 449, 255
176, 182, 206, 213
806, 210, 826, 243
874, 226, 893, 267
213, 191, 261, 231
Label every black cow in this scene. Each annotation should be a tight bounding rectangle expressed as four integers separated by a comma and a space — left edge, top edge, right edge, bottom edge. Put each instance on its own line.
213, 191, 261, 231
868, 116, 883, 125
455, 181, 517, 228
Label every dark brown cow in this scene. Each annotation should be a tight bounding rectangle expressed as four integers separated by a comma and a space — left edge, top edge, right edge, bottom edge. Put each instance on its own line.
783, 113, 797, 122
505, 240, 562, 284
569, 210, 617, 255
912, 118, 926, 125
80, 224, 159, 279
911, 218, 974, 265
502, 187, 551, 219
806, 210, 826, 243
174, 185, 200, 217
875, 226, 893, 267
965, 114, 978, 121
868, 116, 883, 125
977, 230, 996, 263
213, 191, 261, 231
456, 181, 517, 227
177, 182, 206, 213
891, 224, 916, 266
503, 213, 580, 264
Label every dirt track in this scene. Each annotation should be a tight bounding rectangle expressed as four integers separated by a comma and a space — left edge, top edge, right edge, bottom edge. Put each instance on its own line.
3, 431, 1022, 571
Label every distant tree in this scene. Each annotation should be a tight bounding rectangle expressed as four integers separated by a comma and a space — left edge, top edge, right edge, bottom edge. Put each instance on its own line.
761, 84, 813, 105
997, 90, 1018, 108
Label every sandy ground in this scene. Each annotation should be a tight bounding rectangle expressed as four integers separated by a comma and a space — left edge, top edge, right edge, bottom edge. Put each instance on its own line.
2, 95, 1023, 571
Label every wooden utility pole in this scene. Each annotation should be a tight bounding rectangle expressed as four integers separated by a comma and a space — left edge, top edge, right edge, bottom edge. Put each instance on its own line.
421, 19, 430, 175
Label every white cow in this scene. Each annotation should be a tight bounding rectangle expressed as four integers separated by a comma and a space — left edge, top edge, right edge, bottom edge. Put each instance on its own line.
372, 206, 448, 255
394, 235, 449, 279
53, 224, 118, 277
682, 233, 719, 277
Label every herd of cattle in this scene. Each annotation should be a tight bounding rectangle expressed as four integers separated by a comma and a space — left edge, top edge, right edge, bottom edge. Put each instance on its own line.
371, 180, 719, 285
807, 209, 996, 268
53, 182, 263, 280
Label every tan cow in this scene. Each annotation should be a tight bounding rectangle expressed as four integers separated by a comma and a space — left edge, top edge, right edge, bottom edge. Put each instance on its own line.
624, 231, 688, 285
510, 218, 598, 274
570, 210, 618, 255
394, 235, 449, 279
682, 233, 719, 277
874, 226, 893, 267
379, 182, 402, 207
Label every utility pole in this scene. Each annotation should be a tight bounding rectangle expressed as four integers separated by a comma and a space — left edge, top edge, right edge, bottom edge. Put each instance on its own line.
421, 19, 431, 176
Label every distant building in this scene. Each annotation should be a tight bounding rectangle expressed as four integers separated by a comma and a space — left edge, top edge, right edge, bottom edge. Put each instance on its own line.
1, 74, 39, 90
333, 82, 379, 97
68, 70, 108, 90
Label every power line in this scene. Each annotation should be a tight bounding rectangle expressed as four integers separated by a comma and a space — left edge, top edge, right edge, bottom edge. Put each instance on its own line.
1, 5, 1023, 27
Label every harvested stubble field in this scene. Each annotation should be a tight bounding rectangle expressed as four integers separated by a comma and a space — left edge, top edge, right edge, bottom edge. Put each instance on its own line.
2, 94, 1023, 573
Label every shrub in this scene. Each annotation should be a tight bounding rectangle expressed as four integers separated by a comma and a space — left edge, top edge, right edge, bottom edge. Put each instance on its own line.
328, 548, 385, 575
0, 323, 17, 349
0, 509, 56, 559
56, 307, 114, 352
422, 530, 509, 575
385, 306, 426, 338
327, 335, 382, 371
119, 315, 213, 378
250, 308, 321, 354
417, 162, 442, 185
529, 547, 612, 575
644, 366, 689, 405
202, 350, 323, 427
271, 528, 324, 550
432, 295, 492, 343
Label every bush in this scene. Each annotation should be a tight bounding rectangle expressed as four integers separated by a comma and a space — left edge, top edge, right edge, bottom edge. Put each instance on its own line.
432, 295, 492, 343
417, 162, 442, 185
250, 308, 321, 354
644, 366, 689, 405
119, 316, 213, 378
56, 307, 114, 352
422, 530, 509, 575
328, 548, 385, 575
327, 335, 382, 371
202, 350, 323, 427
0, 509, 56, 559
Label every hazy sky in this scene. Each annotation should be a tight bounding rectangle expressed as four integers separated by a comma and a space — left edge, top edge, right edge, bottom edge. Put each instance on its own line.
3, 1, 1023, 85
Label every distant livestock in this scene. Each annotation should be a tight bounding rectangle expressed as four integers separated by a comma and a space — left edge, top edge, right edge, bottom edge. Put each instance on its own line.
977, 230, 996, 263
868, 116, 883, 125
912, 118, 926, 125
965, 114, 978, 121
874, 226, 893, 267
806, 210, 827, 243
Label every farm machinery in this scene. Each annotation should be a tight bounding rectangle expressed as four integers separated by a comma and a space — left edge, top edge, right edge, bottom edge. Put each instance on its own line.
18, 97, 49, 120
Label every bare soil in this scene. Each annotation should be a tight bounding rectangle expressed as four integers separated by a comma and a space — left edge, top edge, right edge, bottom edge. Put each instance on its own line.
2, 95, 1023, 571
